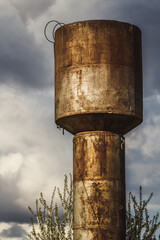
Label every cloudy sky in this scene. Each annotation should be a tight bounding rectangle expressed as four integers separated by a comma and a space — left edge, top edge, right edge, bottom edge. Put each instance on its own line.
0, 0, 160, 239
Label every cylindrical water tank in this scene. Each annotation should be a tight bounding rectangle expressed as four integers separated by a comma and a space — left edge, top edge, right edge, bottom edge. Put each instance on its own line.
54, 20, 143, 135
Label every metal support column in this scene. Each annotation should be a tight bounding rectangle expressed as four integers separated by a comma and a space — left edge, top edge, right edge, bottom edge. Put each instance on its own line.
73, 131, 126, 240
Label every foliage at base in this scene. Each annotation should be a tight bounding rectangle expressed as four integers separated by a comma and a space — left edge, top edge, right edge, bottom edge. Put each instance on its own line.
28, 174, 73, 240
28, 175, 160, 239
126, 186, 160, 240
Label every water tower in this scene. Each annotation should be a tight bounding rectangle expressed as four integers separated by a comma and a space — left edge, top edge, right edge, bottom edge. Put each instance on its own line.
53, 20, 142, 239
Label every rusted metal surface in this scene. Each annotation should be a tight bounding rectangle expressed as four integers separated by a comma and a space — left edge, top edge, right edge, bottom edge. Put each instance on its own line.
73, 131, 125, 240
54, 20, 143, 135
53, 19, 143, 239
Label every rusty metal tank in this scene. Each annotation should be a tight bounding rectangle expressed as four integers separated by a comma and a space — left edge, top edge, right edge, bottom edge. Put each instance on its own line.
54, 20, 143, 135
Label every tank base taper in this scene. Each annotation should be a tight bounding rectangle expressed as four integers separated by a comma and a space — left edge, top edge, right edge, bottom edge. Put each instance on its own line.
73, 131, 126, 240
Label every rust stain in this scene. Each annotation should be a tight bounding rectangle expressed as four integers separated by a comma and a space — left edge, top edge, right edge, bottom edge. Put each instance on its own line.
54, 20, 143, 135
73, 131, 126, 239
54, 19, 143, 240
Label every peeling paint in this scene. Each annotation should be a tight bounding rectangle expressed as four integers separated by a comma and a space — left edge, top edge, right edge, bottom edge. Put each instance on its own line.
73, 132, 126, 239
54, 20, 143, 239
54, 20, 143, 135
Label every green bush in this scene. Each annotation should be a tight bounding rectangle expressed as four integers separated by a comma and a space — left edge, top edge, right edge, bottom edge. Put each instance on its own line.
28, 175, 160, 239
28, 174, 73, 240
126, 186, 160, 240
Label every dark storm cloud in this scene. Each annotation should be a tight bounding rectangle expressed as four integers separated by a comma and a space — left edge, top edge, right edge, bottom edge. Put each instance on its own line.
98, 0, 160, 96
126, 145, 160, 200
0, 223, 27, 238
10, 0, 56, 22
0, 3, 51, 90
1, 0, 159, 94
0, 176, 30, 223
98, 0, 160, 28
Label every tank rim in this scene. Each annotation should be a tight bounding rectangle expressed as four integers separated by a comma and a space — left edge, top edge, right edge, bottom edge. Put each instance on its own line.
74, 131, 123, 137
55, 19, 141, 35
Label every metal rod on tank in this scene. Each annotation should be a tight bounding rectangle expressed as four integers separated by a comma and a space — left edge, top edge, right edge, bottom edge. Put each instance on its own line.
73, 131, 126, 240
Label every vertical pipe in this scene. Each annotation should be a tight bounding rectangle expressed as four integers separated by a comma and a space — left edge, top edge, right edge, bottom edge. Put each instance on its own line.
73, 131, 125, 240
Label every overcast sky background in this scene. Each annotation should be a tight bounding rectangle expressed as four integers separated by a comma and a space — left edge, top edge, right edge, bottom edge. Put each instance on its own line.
0, 0, 160, 239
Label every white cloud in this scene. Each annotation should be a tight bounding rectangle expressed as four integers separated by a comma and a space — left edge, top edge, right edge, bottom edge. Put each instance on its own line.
125, 93, 160, 208
10, 0, 55, 21
127, 94, 160, 158
0, 223, 11, 234
0, 83, 72, 221
148, 204, 160, 210
0, 222, 31, 240
0, 153, 23, 177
